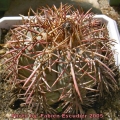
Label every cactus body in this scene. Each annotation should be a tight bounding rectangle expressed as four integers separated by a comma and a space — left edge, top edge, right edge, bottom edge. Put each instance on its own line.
1, 4, 119, 114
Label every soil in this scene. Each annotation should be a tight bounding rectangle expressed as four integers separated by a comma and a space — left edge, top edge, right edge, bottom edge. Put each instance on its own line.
98, 0, 120, 31
0, 0, 120, 120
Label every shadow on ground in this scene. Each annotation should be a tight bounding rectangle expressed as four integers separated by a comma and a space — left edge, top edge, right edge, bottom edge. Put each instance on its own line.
112, 5, 120, 15
4, 0, 102, 16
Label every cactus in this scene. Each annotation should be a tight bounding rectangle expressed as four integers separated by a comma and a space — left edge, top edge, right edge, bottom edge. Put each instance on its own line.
1, 3, 119, 114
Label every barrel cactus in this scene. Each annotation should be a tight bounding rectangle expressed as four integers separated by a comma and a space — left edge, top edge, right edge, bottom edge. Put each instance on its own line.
1, 4, 119, 114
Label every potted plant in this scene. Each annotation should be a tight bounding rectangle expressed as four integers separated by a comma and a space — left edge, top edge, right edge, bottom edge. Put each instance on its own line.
0, 4, 120, 116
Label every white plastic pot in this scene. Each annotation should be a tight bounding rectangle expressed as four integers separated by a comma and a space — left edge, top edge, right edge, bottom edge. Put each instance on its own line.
94, 15, 120, 69
0, 15, 120, 68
